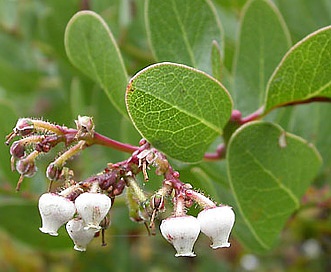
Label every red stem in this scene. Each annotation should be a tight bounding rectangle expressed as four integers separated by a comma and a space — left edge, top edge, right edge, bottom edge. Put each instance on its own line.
239, 106, 265, 124
93, 132, 139, 153
203, 144, 226, 161
59, 126, 139, 154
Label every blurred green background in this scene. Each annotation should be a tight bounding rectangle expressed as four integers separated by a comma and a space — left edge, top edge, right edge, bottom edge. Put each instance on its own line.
0, 0, 330, 271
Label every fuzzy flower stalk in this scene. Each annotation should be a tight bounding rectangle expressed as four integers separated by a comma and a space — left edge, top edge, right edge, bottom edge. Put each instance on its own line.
5, 116, 235, 256
186, 189, 235, 248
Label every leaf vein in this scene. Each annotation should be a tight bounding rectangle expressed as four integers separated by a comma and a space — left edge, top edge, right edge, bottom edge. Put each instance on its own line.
171, 0, 197, 67
244, 149, 300, 208
139, 91, 223, 134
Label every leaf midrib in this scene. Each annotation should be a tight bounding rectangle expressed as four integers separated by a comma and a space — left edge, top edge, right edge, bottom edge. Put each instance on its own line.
244, 149, 300, 208
228, 146, 300, 250
171, 0, 197, 68
132, 87, 223, 135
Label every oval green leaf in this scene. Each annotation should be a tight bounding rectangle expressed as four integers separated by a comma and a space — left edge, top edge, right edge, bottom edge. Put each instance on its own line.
145, 0, 223, 75
278, 103, 331, 177
126, 62, 233, 163
64, 11, 128, 116
232, 0, 291, 116
265, 25, 331, 112
227, 121, 321, 252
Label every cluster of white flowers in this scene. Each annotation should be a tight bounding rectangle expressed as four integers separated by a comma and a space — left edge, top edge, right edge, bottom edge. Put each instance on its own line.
38, 191, 112, 251
160, 206, 235, 257
7, 117, 236, 257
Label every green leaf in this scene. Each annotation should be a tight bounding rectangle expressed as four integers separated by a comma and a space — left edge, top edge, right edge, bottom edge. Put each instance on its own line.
39, 0, 81, 58
69, 77, 86, 119
65, 10, 128, 116
275, 0, 331, 42
278, 103, 331, 177
211, 40, 222, 82
227, 121, 321, 252
265, 26, 331, 112
145, 0, 223, 75
126, 62, 233, 163
233, 0, 291, 116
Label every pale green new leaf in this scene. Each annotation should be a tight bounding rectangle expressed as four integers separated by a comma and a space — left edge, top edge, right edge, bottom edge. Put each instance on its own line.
265, 25, 331, 112
227, 122, 321, 252
65, 11, 128, 116
233, 0, 291, 116
126, 62, 233, 163
145, 0, 223, 75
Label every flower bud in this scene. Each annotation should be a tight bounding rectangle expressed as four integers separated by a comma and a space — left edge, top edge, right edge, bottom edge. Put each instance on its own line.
14, 118, 34, 136
75, 192, 112, 231
46, 163, 63, 181
197, 206, 235, 249
112, 180, 125, 196
10, 141, 25, 159
16, 159, 37, 177
160, 215, 200, 257
38, 193, 76, 236
66, 218, 96, 251
75, 115, 95, 138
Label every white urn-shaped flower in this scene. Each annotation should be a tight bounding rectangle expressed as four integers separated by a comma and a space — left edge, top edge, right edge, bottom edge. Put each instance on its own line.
38, 193, 76, 236
160, 215, 200, 257
197, 205, 235, 249
75, 192, 112, 231
66, 218, 97, 251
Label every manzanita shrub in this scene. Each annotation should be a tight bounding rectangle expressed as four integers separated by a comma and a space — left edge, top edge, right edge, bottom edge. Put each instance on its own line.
2, 0, 331, 262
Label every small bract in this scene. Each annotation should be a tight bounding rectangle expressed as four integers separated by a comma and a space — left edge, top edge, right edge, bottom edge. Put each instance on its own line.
160, 215, 200, 257
197, 206, 235, 249
66, 218, 97, 251
38, 193, 76, 236
75, 192, 112, 230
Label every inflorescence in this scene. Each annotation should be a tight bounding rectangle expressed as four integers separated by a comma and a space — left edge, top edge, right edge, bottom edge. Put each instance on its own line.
5, 116, 235, 256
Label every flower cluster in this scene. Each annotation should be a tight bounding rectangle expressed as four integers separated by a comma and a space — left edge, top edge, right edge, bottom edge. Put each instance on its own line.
6, 116, 235, 256
6, 116, 90, 191
160, 192, 235, 257
38, 185, 112, 251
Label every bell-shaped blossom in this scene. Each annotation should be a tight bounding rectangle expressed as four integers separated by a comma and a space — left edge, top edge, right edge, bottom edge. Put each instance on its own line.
160, 215, 200, 257
66, 218, 97, 251
197, 205, 235, 249
38, 193, 76, 236
75, 192, 112, 231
